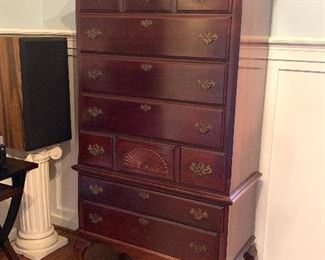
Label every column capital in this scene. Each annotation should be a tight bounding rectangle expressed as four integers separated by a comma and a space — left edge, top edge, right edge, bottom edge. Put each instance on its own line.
25, 146, 62, 164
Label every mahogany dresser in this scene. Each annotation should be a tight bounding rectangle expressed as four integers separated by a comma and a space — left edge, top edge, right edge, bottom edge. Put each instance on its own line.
74, 0, 273, 259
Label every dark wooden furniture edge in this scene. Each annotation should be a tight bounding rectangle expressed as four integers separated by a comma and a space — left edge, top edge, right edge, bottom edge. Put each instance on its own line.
73, 164, 260, 205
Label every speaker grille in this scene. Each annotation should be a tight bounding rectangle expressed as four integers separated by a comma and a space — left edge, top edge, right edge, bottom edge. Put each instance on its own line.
19, 37, 71, 151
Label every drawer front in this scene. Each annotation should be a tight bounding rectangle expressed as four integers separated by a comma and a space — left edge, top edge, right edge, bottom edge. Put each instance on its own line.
117, 138, 175, 180
80, 175, 225, 232
79, 132, 113, 169
125, 0, 171, 12
80, 55, 227, 105
177, 0, 231, 12
82, 201, 219, 260
181, 147, 227, 192
80, 0, 120, 11
80, 96, 224, 149
79, 15, 230, 60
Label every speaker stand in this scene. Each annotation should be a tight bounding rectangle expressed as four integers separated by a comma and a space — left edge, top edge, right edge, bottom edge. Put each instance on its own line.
11, 147, 68, 260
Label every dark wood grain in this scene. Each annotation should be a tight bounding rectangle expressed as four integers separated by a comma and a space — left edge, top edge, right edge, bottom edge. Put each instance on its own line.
75, 0, 273, 258
80, 0, 120, 11
125, 0, 172, 12
0, 37, 25, 150
79, 14, 231, 60
79, 132, 113, 169
81, 201, 219, 260
80, 174, 225, 232
177, 0, 231, 12
80, 95, 224, 149
80, 55, 227, 104
180, 147, 227, 192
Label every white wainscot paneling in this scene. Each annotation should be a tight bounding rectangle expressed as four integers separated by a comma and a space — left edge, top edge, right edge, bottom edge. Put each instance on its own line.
257, 48, 325, 259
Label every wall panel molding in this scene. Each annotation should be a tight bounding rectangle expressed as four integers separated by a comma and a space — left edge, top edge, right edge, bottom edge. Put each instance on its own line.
256, 44, 325, 259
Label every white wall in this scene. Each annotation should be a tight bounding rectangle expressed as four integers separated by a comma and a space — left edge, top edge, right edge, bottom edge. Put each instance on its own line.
0, 0, 75, 30
271, 0, 325, 39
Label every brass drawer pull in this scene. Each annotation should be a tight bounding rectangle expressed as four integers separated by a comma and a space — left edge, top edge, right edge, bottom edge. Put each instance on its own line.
88, 144, 105, 157
199, 32, 218, 46
198, 79, 216, 91
88, 69, 102, 80
139, 191, 150, 200
190, 208, 208, 221
141, 19, 153, 28
190, 242, 208, 254
88, 106, 103, 118
139, 217, 149, 226
141, 63, 152, 71
190, 162, 212, 176
89, 184, 104, 195
89, 213, 103, 224
194, 122, 212, 134
86, 28, 102, 40
140, 104, 152, 112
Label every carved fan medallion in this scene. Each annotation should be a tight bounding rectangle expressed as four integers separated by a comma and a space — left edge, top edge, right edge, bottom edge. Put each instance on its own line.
122, 148, 168, 176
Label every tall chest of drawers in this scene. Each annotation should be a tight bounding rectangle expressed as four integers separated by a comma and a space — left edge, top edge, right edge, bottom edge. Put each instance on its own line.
74, 1, 273, 259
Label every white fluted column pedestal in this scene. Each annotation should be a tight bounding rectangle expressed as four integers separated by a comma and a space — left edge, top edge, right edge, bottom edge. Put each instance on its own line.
11, 147, 68, 260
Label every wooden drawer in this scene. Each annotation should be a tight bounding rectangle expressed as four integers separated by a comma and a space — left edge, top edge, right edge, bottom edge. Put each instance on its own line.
79, 15, 231, 60
80, 96, 224, 149
81, 201, 219, 260
80, 0, 119, 11
125, 0, 171, 12
80, 175, 225, 232
117, 138, 175, 180
80, 55, 227, 105
79, 132, 113, 169
181, 147, 227, 192
177, 0, 231, 12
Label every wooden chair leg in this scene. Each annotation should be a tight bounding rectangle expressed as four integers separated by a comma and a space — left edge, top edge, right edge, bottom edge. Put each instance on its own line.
243, 244, 257, 260
73, 237, 91, 260
2, 240, 20, 260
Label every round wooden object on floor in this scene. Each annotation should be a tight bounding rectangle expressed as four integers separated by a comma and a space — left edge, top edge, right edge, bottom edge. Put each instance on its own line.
83, 242, 132, 260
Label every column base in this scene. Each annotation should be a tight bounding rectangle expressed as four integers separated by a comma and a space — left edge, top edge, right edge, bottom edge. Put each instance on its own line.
11, 235, 68, 260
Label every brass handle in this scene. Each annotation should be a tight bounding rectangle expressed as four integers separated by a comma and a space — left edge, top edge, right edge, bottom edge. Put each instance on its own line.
189, 242, 208, 254
141, 19, 153, 28
89, 184, 104, 195
141, 63, 152, 71
140, 104, 152, 112
190, 208, 208, 221
88, 107, 103, 118
194, 122, 212, 134
198, 80, 216, 91
198, 32, 218, 46
88, 144, 105, 157
89, 213, 103, 224
139, 191, 150, 200
86, 28, 102, 40
139, 217, 149, 226
88, 69, 102, 80
190, 162, 212, 176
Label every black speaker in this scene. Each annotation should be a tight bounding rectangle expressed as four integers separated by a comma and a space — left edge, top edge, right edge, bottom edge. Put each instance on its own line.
0, 37, 71, 151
